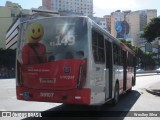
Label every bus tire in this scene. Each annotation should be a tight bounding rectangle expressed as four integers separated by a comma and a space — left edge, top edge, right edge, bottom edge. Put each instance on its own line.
112, 83, 119, 105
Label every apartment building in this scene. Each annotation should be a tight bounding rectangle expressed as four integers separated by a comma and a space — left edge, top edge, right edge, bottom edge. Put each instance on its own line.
42, 0, 93, 16
127, 10, 157, 46
104, 15, 111, 33
110, 10, 157, 46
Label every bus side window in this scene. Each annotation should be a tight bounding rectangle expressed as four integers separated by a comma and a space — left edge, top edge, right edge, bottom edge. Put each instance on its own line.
120, 48, 123, 66
92, 29, 105, 64
113, 44, 117, 65
113, 44, 123, 66
128, 53, 134, 67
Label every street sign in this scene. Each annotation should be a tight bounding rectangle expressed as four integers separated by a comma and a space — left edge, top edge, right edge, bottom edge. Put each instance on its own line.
145, 42, 152, 52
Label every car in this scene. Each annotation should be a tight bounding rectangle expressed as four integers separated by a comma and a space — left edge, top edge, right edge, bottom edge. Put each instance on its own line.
156, 68, 160, 74
136, 69, 144, 72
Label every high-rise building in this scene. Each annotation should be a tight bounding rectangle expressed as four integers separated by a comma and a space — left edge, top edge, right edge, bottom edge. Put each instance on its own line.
104, 15, 111, 33
126, 10, 157, 46
110, 10, 157, 46
111, 10, 125, 39
42, 0, 93, 16
42, 0, 52, 10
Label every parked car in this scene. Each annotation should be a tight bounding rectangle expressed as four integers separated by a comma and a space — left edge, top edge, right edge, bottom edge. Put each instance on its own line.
156, 68, 160, 74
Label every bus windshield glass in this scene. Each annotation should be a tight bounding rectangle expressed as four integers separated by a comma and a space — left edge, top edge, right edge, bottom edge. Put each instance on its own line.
17, 17, 88, 65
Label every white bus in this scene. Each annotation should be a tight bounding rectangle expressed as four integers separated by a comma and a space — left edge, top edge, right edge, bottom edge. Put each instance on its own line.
16, 16, 136, 105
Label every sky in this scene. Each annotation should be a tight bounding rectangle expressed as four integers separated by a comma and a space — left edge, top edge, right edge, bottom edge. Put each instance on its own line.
0, 0, 160, 17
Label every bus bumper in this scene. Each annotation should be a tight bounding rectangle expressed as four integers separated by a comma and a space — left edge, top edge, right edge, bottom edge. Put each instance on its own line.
16, 86, 91, 105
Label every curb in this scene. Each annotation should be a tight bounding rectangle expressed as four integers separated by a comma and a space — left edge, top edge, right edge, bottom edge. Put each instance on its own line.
145, 89, 160, 97
136, 71, 157, 74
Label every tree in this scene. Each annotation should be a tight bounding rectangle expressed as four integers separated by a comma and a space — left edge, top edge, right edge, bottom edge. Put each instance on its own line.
119, 39, 156, 69
141, 17, 160, 42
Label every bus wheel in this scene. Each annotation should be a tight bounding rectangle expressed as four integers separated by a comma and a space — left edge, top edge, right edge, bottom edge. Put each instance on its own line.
112, 83, 119, 105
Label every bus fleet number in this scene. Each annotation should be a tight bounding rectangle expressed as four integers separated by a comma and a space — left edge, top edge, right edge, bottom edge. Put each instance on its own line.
50, 35, 75, 46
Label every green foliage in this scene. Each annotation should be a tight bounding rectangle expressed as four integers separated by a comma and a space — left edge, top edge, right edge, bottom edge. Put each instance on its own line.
141, 17, 160, 42
119, 38, 132, 49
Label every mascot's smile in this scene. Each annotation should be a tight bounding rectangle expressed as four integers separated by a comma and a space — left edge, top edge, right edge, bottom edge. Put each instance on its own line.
31, 35, 42, 40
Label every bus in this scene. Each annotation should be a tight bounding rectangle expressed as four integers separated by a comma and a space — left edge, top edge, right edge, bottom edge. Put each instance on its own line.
16, 16, 136, 105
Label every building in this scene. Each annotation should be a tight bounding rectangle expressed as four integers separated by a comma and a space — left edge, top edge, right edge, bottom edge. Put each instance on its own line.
90, 17, 107, 30
0, 6, 13, 49
104, 15, 111, 33
6, 17, 29, 49
42, 0, 52, 10
0, 1, 30, 49
110, 10, 157, 46
42, 0, 93, 16
111, 10, 126, 39
126, 10, 157, 46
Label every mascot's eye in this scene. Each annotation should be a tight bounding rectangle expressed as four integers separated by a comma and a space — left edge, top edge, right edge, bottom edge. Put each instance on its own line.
38, 28, 40, 32
32, 29, 35, 33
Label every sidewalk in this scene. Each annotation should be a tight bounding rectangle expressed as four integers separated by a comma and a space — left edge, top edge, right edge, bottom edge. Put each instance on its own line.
146, 82, 160, 96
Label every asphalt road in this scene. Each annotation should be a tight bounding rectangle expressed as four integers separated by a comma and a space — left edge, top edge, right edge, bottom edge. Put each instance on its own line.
0, 73, 160, 120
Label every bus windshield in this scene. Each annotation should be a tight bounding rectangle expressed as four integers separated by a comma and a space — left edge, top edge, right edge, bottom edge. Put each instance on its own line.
17, 17, 88, 65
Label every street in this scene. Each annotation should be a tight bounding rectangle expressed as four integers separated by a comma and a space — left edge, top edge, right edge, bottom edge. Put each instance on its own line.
0, 73, 160, 120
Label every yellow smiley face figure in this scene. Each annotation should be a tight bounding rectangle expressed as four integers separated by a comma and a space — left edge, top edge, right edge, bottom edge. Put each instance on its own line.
22, 22, 47, 64
27, 22, 44, 43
